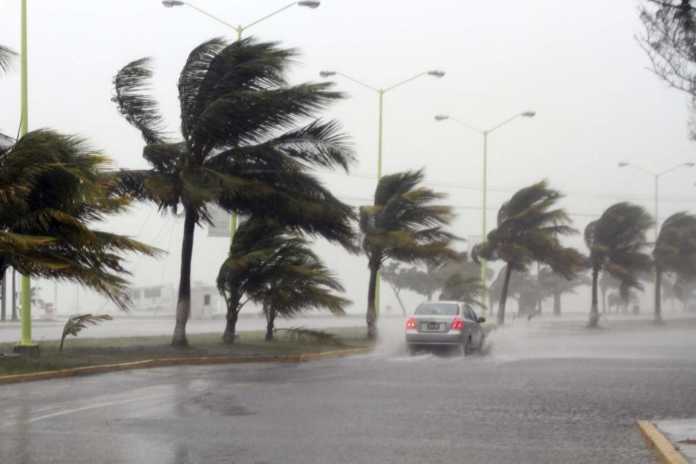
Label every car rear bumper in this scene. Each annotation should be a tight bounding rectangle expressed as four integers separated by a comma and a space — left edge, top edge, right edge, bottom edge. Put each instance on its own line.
405, 331, 464, 345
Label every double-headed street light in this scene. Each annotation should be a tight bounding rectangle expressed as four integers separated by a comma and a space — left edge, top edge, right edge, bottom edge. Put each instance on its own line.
319, 69, 445, 316
162, 1, 320, 41
163, 1, 320, 241
434, 111, 536, 317
319, 69, 445, 178
617, 161, 695, 239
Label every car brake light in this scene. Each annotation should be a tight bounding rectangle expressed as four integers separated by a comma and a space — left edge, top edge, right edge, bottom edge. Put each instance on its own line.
451, 318, 464, 330
406, 318, 417, 329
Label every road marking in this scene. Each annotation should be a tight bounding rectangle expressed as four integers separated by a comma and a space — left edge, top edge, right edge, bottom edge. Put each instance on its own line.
0, 394, 163, 428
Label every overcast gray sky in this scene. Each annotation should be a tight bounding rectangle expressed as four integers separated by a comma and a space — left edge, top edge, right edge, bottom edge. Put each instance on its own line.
1, 0, 694, 314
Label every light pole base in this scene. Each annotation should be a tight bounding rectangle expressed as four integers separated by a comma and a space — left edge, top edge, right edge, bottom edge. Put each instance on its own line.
13, 344, 39, 357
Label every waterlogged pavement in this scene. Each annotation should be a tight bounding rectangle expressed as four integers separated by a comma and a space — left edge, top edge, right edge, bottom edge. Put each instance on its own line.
2, 316, 696, 463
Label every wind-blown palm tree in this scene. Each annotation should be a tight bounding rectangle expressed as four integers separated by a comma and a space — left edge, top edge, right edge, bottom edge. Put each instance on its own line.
473, 180, 585, 325
360, 169, 456, 339
217, 218, 348, 342
0, 130, 159, 305
439, 273, 484, 310
585, 202, 653, 328
113, 38, 356, 346
653, 212, 696, 323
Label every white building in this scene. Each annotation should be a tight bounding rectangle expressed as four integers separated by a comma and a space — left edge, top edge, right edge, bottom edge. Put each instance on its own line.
125, 282, 222, 319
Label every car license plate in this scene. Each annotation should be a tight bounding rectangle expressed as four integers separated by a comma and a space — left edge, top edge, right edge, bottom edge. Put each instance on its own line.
427, 322, 440, 330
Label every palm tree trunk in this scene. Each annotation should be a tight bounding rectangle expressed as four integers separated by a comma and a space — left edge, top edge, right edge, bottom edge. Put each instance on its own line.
389, 283, 407, 316
654, 267, 663, 324
553, 292, 561, 316
172, 207, 196, 347
223, 309, 239, 344
497, 264, 513, 325
366, 261, 379, 340
265, 306, 276, 341
601, 287, 607, 313
588, 267, 600, 328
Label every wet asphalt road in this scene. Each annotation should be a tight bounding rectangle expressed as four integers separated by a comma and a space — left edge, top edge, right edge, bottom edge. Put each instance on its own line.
2, 317, 696, 464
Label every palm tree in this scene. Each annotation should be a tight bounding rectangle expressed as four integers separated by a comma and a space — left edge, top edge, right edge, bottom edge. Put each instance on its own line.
217, 218, 348, 342
585, 202, 653, 328
653, 212, 696, 323
598, 271, 620, 313
113, 38, 356, 346
538, 267, 591, 316
359, 169, 456, 339
439, 273, 484, 310
380, 263, 409, 315
0, 129, 159, 306
473, 180, 585, 325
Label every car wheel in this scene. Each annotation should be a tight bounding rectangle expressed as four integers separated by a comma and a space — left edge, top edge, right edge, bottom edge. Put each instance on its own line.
460, 338, 470, 356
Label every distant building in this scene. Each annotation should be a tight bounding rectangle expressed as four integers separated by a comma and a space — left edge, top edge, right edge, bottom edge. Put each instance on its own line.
125, 282, 222, 318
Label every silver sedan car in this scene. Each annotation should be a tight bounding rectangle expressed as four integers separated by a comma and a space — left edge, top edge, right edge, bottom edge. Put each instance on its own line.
405, 301, 486, 355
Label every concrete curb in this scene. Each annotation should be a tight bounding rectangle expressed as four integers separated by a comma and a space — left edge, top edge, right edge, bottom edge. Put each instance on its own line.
0, 347, 372, 385
638, 420, 689, 464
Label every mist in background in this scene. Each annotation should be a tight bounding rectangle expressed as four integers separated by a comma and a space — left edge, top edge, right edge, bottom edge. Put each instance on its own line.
0, 0, 693, 316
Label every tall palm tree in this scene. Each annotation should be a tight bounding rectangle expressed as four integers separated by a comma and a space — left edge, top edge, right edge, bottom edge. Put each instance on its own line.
473, 180, 585, 325
217, 218, 348, 342
360, 169, 456, 339
538, 267, 591, 316
585, 202, 653, 328
653, 212, 696, 323
113, 38, 356, 346
0, 129, 158, 305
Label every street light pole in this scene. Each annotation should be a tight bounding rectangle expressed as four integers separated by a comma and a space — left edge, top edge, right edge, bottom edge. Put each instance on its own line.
15, 0, 36, 354
162, 0, 321, 243
319, 69, 445, 315
434, 111, 536, 318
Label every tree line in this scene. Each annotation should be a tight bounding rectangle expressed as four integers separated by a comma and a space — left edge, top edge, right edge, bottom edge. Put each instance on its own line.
2, 32, 696, 349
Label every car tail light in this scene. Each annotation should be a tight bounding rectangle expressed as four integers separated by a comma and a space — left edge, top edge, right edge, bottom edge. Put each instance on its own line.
406, 318, 417, 330
451, 318, 464, 330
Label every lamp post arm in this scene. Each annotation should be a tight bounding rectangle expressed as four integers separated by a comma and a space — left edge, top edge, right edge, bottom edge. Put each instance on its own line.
657, 163, 692, 178
243, 2, 298, 31
183, 2, 240, 31
449, 117, 484, 134
332, 72, 379, 92
383, 71, 429, 93
487, 113, 524, 134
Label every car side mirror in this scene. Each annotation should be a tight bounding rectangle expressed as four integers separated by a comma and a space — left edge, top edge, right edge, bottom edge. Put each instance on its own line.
477, 317, 486, 323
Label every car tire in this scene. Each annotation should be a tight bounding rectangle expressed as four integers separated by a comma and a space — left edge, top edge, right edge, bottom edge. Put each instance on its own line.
460, 338, 470, 356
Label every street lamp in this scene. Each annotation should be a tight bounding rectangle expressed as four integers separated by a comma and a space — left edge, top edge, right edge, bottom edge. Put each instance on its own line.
617, 161, 695, 239
319, 68, 445, 317
434, 111, 536, 317
162, 1, 320, 40
163, 1, 320, 241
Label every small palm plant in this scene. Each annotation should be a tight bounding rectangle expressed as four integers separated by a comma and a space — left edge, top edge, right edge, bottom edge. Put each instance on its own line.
113, 38, 357, 346
60, 314, 113, 352
473, 180, 585, 325
585, 202, 653, 328
360, 169, 457, 339
653, 212, 696, 323
217, 218, 349, 343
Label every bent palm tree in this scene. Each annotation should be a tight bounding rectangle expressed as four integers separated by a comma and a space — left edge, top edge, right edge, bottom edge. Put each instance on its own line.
0, 130, 159, 305
217, 218, 348, 342
585, 202, 653, 328
360, 169, 456, 339
113, 38, 356, 346
653, 212, 696, 323
473, 180, 585, 325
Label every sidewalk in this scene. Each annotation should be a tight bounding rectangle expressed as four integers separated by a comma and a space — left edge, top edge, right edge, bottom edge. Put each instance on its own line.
639, 419, 696, 463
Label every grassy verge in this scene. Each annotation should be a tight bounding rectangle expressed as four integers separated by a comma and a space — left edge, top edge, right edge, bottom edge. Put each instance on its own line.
0, 326, 371, 376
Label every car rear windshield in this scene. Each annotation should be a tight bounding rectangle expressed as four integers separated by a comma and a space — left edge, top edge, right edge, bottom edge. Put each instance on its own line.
414, 303, 459, 316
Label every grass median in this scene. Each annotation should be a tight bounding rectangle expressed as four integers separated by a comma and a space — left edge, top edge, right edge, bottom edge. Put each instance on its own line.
0, 326, 372, 377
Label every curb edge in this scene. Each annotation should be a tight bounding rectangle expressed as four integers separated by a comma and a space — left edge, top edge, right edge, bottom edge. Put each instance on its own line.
0, 347, 372, 385
638, 420, 690, 464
